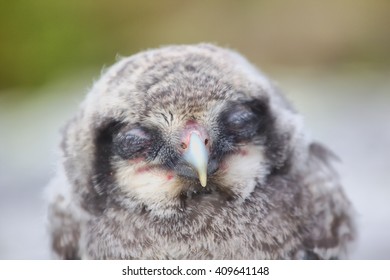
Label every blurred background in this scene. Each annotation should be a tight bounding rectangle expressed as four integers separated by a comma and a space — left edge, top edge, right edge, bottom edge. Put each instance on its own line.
0, 0, 389, 259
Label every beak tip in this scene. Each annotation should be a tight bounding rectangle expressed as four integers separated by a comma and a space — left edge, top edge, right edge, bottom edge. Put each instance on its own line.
200, 177, 207, 187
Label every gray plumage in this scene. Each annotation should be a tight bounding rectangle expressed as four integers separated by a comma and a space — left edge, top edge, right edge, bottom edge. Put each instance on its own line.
46, 43, 356, 259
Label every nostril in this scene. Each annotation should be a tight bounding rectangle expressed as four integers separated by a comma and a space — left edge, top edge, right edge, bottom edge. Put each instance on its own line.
204, 138, 209, 146
181, 142, 187, 149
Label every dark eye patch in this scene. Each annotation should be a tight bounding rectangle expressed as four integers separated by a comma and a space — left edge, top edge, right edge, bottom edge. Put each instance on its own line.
220, 103, 258, 142
113, 126, 152, 159
91, 120, 162, 204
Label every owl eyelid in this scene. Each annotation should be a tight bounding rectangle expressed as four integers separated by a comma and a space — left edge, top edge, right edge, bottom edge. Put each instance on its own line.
124, 127, 150, 140
113, 126, 152, 159
225, 106, 256, 130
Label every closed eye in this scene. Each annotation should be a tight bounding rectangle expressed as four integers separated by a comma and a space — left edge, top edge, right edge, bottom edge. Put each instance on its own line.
113, 126, 152, 159
225, 106, 256, 130
221, 104, 258, 142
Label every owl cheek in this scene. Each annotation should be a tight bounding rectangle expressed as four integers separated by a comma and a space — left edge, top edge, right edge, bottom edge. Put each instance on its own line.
218, 145, 268, 197
218, 147, 250, 173
115, 164, 181, 203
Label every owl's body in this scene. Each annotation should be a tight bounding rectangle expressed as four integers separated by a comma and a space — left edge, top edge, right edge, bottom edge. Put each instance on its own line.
46, 44, 355, 259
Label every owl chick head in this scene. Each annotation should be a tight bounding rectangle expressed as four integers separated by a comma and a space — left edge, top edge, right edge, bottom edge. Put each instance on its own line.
61, 44, 307, 214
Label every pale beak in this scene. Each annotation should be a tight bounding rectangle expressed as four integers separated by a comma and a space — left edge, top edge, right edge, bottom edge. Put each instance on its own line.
183, 132, 208, 187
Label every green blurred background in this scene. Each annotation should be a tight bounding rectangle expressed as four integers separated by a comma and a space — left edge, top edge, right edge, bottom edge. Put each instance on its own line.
1, 0, 389, 91
0, 0, 389, 259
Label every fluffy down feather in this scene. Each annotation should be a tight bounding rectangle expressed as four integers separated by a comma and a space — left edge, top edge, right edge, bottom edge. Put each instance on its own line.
46, 44, 355, 259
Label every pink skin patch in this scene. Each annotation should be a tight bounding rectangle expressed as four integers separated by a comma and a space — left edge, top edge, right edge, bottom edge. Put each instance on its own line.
239, 149, 248, 156
135, 165, 153, 174
166, 172, 174, 181
185, 120, 197, 126
134, 164, 175, 182
180, 121, 210, 153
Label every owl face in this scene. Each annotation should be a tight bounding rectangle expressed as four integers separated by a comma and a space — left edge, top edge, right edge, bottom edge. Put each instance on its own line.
63, 44, 305, 212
